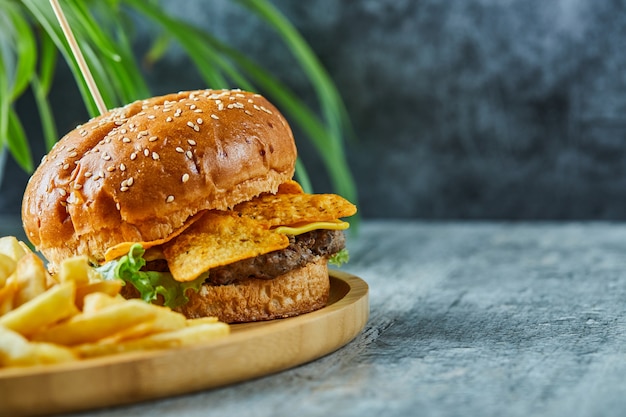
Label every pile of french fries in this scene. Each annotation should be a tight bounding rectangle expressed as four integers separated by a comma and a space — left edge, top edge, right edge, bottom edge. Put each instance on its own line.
0, 236, 229, 368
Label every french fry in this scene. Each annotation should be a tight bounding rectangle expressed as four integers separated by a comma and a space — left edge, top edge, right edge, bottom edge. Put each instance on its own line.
28, 342, 78, 365
0, 277, 18, 316
13, 253, 48, 307
0, 253, 16, 287
0, 326, 34, 366
75, 280, 122, 310
33, 299, 158, 345
0, 281, 78, 336
74, 322, 230, 358
0, 327, 76, 367
185, 316, 220, 326
57, 255, 91, 286
81, 292, 123, 315
103, 307, 187, 343
0, 236, 27, 263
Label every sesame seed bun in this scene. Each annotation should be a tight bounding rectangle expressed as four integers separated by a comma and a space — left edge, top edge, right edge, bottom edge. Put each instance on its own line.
22, 89, 297, 270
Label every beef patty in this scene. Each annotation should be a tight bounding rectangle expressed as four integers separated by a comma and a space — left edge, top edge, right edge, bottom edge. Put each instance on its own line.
207, 229, 346, 285
143, 229, 346, 285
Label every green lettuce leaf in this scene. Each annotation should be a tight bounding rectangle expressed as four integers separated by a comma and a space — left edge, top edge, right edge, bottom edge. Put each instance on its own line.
328, 248, 350, 267
95, 244, 203, 309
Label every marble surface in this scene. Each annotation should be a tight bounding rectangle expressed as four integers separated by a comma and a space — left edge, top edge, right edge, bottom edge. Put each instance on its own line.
3, 219, 626, 416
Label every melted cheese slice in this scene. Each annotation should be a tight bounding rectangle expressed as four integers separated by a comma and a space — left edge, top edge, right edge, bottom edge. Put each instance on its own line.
273, 220, 350, 236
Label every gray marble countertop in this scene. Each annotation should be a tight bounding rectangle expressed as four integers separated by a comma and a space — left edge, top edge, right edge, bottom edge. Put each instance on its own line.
2, 218, 626, 417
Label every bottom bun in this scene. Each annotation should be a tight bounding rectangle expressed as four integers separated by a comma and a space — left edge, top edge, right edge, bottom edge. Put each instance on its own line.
174, 258, 331, 323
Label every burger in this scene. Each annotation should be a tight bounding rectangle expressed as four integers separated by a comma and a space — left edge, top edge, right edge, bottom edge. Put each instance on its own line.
21, 89, 356, 323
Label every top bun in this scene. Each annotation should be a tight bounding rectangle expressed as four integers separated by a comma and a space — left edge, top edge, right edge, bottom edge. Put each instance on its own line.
22, 89, 297, 269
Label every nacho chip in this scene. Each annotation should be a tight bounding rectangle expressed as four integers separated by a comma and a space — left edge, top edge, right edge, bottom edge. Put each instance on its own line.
234, 193, 357, 227
163, 211, 290, 282
276, 180, 304, 194
104, 210, 207, 262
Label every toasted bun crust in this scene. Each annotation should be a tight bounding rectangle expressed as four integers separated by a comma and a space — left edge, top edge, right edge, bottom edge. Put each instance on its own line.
22, 89, 297, 269
174, 258, 330, 323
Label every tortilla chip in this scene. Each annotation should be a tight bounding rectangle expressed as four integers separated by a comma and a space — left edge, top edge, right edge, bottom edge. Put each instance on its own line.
276, 180, 304, 194
104, 211, 207, 262
162, 211, 290, 282
234, 193, 357, 227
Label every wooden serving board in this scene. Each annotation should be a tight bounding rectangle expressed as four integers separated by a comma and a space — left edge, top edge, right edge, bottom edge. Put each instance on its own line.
0, 271, 369, 417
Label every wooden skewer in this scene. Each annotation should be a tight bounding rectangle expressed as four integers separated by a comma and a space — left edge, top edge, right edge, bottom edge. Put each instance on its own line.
49, 0, 107, 115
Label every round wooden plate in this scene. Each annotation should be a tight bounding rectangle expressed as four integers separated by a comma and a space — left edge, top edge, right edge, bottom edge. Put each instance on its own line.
0, 271, 369, 417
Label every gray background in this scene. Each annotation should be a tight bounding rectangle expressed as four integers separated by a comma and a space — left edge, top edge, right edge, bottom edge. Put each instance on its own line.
2, 0, 626, 220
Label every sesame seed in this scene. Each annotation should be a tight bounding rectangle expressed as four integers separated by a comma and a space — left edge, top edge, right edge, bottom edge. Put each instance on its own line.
68, 151, 78, 158
149, 136, 158, 142
107, 166, 116, 172
187, 139, 197, 146
248, 99, 254, 103
211, 114, 219, 120
85, 172, 92, 178
166, 195, 175, 203
245, 110, 253, 116
59, 189, 67, 196
120, 186, 129, 192
227, 104, 234, 109
193, 124, 200, 132
116, 203, 121, 210
63, 163, 70, 170
99, 171, 105, 178
175, 147, 184, 153
74, 183, 83, 190
182, 173, 190, 183
120, 129, 127, 134
197, 118, 203, 125
194, 109, 203, 113
122, 137, 131, 143
186, 121, 194, 128
166, 117, 173, 122
130, 152, 137, 160
190, 104, 196, 110
144, 149, 150, 157
186, 150, 193, 159
147, 115, 156, 120
127, 177, 134, 186
120, 163, 126, 171
152, 152, 160, 160
218, 103, 224, 111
